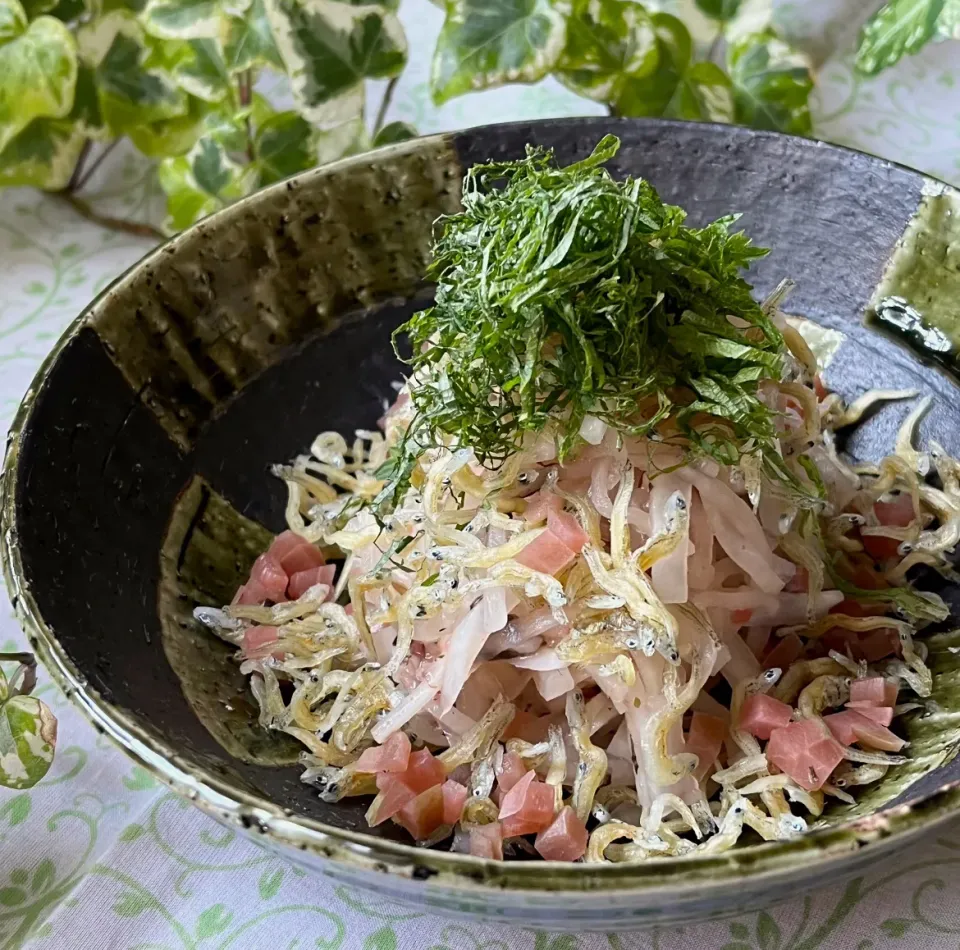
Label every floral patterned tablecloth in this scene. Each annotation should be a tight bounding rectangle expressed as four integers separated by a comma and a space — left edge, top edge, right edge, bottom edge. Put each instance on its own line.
3, 1, 960, 948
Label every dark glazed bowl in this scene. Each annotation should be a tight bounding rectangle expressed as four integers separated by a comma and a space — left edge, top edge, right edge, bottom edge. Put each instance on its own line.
6, 118, 960, 931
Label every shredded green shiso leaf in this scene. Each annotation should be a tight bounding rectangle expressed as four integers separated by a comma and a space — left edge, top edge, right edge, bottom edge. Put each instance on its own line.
376, 134, 791, 510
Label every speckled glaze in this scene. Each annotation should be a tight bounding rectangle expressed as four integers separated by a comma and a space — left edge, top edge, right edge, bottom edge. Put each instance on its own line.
6, 119, 960, 931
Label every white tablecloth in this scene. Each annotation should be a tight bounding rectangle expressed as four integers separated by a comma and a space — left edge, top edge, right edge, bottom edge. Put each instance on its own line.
4, 2, 960, 947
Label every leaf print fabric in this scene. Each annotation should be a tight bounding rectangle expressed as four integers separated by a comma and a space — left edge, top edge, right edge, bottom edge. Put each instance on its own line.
3, 0, 960, 946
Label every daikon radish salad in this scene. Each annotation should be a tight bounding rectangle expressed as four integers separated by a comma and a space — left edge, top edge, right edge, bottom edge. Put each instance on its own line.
197, 135, 957, 864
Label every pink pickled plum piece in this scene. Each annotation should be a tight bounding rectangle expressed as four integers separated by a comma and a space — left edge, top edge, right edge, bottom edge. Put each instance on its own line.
766, 718, 846, 791
849, 677, 899, 707
740, 694, 794, 741
250, 554, 288, 603
441, 780, 469, 826
685, 711, 728, 780
394, 784, 444, 840
354, 732, 412, 774
470, 822, 503, 860
534, 806, 588, 861
288, 563, 337, 600
845, 703, 894, 726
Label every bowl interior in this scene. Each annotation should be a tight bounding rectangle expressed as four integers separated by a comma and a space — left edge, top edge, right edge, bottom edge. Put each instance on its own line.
11, 118, 960, 844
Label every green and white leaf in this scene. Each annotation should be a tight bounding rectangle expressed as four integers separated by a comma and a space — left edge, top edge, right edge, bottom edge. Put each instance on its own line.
0, 692, 57, 790
76, 9, 143, 66
70, 63, 107, 137
172, 38, 231, 100
0, 16, 78, 155
141, 0, 224, 40
694, 0, 740, 19
939, 0, 960, 37
431, 0, 566, 104
0, 117, 85, 187
557, 0, 658, 103
614, 12, 689, 116
47, 0, 89, 23
255, 109, 315, 185
672, 59, 733, 120
855, 0, 947, 76
223, 0, 282, 71
372, 119, 416, 146
727, 29, 812, 134
265, 0, 406, 120
127, 93, 209, 156
96, 29, 188, 134
21, 0, 57, 18
158, 134, 256, 230
0, 0, 26, 43
722, 0, 772, 43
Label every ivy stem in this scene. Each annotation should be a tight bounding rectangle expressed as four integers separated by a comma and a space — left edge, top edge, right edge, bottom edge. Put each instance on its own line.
239, 70, 255, 163
73, 139, 121, 192
707, 32, 723, 65
65, 139, 93, 193
373, 77, 398, 136
55, 192, 165, 241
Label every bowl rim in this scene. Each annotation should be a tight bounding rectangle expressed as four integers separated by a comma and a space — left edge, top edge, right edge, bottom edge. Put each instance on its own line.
5, 117, 960, 896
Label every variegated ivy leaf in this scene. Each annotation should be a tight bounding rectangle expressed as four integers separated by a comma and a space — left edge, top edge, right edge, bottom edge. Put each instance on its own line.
431, 0, 566, 104
256, 110, 315, 184
0, 116, 85, 188
694, 0, 741, 20
21, 0, 57, 18
372, 119, 416, 146
47, 0, 90, 23
728, 29, 812, 134
721, 0, 772, 44
0, 0, 27, 43
71, 62, 108, 137
158, 134, 256, 230
223, 0, 282, 72
0, 682, 57, 790
77, 9, 142, 66
96, 29, 189, 135
855, 0, 957, 75
127, 93, 210, 155
0, 16, 78, 155
265, 0, 406, 121
613, 13, 733, 121
557, 0, 658, 104
940, 0, 960, 36
169, 38, 232, 101
140, 0, 224, 40
671, 59, 733, 120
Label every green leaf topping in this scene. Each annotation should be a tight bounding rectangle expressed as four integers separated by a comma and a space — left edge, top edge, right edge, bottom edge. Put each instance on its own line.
855, 0, 948, 76
430, 0, 566, 104
378, 134, 787, 508
0, 16, 78, 154
557, 0, 658, 103
265, 0, 406, 119
727, 29, 813, 135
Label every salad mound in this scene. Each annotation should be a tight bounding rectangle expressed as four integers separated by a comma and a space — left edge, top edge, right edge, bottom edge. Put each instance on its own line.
197, 136, 955, 863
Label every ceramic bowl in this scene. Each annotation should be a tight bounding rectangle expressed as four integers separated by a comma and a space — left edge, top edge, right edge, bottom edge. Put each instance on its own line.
5, 117, 960, 932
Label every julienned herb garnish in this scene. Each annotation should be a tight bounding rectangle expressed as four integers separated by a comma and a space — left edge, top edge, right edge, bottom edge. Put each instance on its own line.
376, 134, 796, 510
